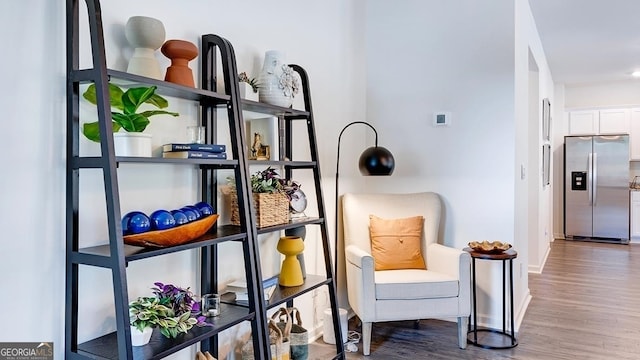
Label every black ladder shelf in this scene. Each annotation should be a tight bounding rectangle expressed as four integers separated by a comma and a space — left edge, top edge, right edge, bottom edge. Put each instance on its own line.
201, 35, 346, 359
65, 0, 344, 358
65, 0, 266, 359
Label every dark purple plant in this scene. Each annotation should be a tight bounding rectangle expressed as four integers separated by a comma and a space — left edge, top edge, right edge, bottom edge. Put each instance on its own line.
152, 282, 197, 315
149, 282, 212, 328
250, 167, 301, 200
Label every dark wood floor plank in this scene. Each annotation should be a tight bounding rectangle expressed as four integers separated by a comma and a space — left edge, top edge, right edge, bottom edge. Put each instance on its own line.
311, 239, 640, 359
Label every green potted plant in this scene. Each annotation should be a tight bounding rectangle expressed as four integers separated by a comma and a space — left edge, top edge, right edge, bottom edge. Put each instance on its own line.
82, 83, 179, 156
129, 296, 166, 346
238, 72, 259, 101
249, 166, 300, 199
228, 167, 301, 228
128, 282, 209, 346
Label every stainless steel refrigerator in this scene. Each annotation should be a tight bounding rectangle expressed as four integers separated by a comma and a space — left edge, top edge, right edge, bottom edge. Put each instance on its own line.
564, 135, 629, 242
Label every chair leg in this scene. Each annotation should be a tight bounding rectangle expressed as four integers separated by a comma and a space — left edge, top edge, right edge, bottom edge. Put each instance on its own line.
457, 316, 468, 349
362, 321, 372, 355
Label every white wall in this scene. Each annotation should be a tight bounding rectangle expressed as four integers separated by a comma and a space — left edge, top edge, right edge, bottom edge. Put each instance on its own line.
364, 0, 520, 329
0, 0, 66, 349
2, 1, 363, 359
552, 84, 566, 239
518, 0, 555, 275
565, 81, 640, 109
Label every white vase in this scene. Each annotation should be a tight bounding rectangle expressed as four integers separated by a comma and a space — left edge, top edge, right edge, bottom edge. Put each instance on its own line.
125, 16, 165, 80
130, 325, 153, 346
258, 50, 293, 107
113, 132, 152, 157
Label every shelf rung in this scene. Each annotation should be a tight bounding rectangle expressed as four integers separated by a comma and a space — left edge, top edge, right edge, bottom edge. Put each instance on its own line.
71, 251, 112, 268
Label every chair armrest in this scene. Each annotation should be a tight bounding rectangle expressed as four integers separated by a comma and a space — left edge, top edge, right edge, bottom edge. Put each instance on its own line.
345, 244, 373, 269
427, 243, 469, 279
427, 244, 471, 315
344, 244, 376, 320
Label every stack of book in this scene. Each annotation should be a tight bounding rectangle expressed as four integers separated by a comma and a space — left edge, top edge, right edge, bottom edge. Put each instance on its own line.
162, 143, 227, 159
222, 275, 279, 305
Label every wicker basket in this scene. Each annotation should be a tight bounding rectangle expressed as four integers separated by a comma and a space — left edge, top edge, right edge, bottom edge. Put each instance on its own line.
231, 192, 289, 228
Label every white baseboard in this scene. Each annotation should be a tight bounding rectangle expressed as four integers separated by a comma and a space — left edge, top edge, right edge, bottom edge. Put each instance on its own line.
515, 288, 532, 332
528, 244, 551, 274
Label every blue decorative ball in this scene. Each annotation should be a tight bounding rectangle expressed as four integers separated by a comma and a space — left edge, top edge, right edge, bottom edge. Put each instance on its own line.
170, 210, 189, 226
150, 210, 176, 230
193, 201, 214, 217
124, 211, 151, 234
181, 206, 202, 220
180, 208, 198, 222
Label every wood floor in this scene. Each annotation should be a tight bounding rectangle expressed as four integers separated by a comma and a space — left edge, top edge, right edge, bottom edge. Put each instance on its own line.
310, 239, 640, 359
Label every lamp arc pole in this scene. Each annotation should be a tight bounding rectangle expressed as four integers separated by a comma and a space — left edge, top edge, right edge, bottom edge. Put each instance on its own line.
334, 121, 395, 285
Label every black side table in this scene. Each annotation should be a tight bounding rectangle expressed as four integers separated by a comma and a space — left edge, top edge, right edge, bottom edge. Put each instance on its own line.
464, 247, 518, 349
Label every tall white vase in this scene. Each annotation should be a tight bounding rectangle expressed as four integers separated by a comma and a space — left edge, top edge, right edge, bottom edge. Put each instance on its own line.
125, 16, 165, 80
258, 50, 294, 107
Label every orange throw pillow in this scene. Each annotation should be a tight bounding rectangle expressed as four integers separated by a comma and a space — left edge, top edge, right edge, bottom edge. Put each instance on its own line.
369, 215, 426, 271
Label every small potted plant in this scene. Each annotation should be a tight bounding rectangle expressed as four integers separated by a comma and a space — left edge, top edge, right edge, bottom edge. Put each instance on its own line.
129, 296, 167, 346
129, 282, 209, 346
82, 83, 179, 157
238, 72, 259, 101
229, 167, 300, 228
249, 167, 300, 199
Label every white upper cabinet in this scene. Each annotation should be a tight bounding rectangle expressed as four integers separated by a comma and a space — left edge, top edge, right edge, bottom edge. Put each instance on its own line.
598, 108, 630, 134
568, 110, 599, 135
568, 109, 630, 136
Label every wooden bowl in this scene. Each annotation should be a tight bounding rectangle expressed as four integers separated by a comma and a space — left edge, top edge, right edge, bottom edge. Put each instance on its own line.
468, 240, 512, 254
123, 214, 218, 247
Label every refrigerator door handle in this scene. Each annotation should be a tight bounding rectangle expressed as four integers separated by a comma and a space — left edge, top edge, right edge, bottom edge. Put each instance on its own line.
588, 152, 593, 205
593, 153, 598, 206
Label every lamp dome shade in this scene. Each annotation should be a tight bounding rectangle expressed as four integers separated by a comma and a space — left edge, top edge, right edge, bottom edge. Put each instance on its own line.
358, 146, 395, 176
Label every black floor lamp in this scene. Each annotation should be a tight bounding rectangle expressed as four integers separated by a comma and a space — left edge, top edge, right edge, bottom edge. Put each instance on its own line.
334, 121, 395, 285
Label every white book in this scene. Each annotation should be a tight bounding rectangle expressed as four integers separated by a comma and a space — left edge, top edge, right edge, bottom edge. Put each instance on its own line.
226, 277, 278, 301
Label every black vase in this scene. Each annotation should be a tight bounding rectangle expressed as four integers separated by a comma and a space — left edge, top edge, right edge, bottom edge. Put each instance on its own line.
285, 226, 306, 279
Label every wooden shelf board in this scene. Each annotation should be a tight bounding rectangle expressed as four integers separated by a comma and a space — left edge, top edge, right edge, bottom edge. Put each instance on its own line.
76, 304, 251, 360
72, 69, 230, 105
256, 217, 324, 234
240, 99, 309, 117
78, 225, 246, 263
266, 274, 331, 309
73, 156, 238, 169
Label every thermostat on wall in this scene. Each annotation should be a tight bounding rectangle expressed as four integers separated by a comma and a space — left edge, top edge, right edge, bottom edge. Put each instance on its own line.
433, 112, 451, 127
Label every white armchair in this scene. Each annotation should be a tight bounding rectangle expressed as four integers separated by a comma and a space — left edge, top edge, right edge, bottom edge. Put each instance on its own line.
342, 192, 470, 355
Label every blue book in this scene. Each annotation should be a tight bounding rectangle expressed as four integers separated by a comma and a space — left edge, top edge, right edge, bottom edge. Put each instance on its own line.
162, 151, 227, 159
162, 143, 226, 153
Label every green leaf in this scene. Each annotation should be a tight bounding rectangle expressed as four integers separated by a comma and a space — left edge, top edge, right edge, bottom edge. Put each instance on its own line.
157, 319, 168, 328
82, 121, 121, 143
178, 312, 191, 322
145, 94, 169, 109
82, 83, 125, 111
122, 86, 157, 114
112, 113, 150, 132
178, 322, 188, 333
160, 327, 170, 338
138, 110, 180, 118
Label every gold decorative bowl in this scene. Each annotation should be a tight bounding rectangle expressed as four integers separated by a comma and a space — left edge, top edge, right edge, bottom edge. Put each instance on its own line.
123, 214, 219, 247
468, 240, 512, 254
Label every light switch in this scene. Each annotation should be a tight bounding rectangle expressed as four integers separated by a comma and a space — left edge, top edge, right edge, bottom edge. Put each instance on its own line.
433, 112, 451, 127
